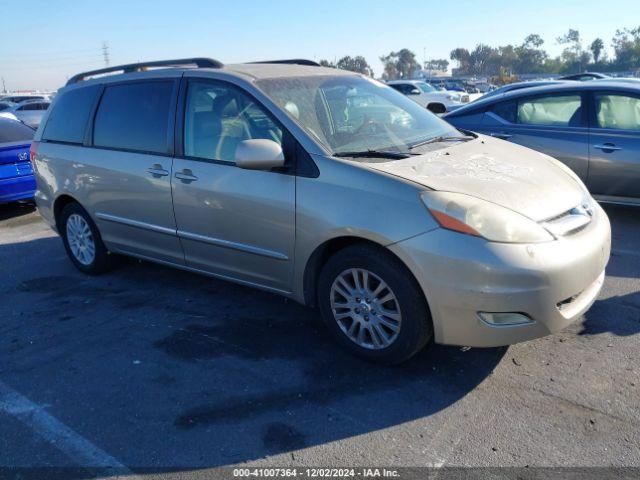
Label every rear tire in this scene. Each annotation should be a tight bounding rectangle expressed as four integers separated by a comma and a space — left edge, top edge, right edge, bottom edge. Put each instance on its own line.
317, 244, 433, 364
59, 202, 114, 275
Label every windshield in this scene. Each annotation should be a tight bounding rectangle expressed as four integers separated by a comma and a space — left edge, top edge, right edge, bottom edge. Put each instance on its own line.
256, 75, 459, 156
417, 82, 436, 93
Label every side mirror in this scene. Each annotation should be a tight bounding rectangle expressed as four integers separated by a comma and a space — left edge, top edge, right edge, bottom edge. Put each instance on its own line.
235, 139, 285, 170
409, 88, 421, 95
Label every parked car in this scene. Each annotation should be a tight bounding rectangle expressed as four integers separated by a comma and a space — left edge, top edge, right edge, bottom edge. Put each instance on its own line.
0, 94, 49, 103
387, 80, 469, 113
559, 72, 610, 81
0, 117, 36, 203
33, 58, 610, 363
0, 99, 51, 128
472, 81, 496, 94
444, 80, 640, 205
0, 101, 17, 114
481, 80, 570, 100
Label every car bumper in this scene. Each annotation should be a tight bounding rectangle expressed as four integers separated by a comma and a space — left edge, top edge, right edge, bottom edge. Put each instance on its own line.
389, 203, 611, 347
0, 175, 36, 203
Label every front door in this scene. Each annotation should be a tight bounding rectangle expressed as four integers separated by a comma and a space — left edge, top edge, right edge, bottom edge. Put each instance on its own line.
171, 79, 295, 293
481, 92, 590, 182
588, 91, 640, 199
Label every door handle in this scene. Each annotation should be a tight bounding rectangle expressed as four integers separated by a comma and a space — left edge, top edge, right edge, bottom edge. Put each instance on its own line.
593, 143, 622, 152
175, 169, 199, 183
490, 132, 512, 139
146, 164, 169, 177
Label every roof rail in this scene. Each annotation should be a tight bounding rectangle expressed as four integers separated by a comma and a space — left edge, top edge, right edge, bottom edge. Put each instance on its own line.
66, 58, 223, 85
249, 59, 321, 67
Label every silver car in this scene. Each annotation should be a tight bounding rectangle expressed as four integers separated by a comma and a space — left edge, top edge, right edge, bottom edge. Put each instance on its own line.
32, 58, 611, 363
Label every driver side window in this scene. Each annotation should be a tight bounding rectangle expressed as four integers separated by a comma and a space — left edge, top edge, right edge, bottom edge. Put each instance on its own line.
184, 81, 283, 162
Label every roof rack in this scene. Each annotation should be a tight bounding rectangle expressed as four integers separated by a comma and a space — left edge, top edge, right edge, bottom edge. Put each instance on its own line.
249, 59, 321, 67
66, 57, 223, 85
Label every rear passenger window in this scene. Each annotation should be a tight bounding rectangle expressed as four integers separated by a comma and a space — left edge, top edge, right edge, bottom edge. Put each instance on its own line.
517, 95, 582, 127
42, 86, 99, 144
93, 81, 174, 154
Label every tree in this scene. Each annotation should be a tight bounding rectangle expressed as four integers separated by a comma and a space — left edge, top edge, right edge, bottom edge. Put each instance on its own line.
515, 34, 548, 73
468, 44, 497, 76
590, 38, 605, 63
611, 26, 640, 70
318, 59, 335, 68
557, 29, 584, 72
380, 49, 419, 79
335, 55, 373, 76
425, 58, 449, 72
450, 47, 471, 74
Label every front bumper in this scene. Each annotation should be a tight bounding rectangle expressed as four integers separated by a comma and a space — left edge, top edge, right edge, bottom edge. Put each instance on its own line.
389, 203, 611, 347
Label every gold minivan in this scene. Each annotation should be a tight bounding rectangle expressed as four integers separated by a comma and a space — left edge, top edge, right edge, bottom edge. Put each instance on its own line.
32, 58, 611, 363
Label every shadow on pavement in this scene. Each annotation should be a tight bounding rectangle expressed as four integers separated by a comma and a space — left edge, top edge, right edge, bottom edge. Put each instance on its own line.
580, 290, 640, 337
0, 200, 36, 221
0, 235, 505, 479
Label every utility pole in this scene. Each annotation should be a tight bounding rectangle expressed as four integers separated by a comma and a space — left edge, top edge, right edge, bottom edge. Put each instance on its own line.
1, 77, 6, 94
102, 41, 110, 67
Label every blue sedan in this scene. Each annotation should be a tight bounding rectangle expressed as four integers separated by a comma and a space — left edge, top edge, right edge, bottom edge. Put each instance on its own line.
0, 117, 36, 203
444, 80, 640, 205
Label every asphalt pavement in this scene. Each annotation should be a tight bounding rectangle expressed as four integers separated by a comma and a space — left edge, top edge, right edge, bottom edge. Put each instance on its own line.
0, 201, 638, 479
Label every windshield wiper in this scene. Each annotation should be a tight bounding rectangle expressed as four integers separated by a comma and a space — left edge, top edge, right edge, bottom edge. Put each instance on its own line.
408, 134, 474, 150
334, 149, 417, 159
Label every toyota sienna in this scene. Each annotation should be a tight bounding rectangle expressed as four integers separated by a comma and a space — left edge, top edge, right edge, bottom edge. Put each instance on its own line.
32, 58, 611, 363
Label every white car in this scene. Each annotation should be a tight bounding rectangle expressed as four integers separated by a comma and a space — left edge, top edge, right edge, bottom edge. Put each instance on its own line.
0, 99, 50, 128
387, 80, 469, 113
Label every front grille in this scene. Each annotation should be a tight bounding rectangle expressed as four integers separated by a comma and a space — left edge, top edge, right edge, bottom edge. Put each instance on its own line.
541, 204, 594, 237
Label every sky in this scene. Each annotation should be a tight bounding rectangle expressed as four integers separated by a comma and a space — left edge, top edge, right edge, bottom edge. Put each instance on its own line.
0, 0, 637, 91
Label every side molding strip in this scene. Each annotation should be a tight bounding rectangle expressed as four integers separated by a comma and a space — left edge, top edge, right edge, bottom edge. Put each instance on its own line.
95, 212, 176, 236
177, 230, 289, 260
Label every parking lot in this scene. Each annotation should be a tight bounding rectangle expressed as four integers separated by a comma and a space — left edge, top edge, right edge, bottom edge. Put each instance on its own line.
0, 201, 638, 478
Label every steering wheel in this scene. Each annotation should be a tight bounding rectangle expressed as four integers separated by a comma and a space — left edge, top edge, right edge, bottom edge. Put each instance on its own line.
355, 116, 384, 135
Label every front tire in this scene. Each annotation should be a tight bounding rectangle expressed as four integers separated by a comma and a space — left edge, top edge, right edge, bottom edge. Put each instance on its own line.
59, 203, 114, 275
318, 244, 433, 364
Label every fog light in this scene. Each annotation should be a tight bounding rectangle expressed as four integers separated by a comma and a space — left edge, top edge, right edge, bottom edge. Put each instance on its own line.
478, 312, 534, 326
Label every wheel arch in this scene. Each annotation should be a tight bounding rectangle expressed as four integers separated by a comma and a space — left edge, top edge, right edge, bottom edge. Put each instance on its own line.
302, 236, 425, 308
53, 194, 81, 231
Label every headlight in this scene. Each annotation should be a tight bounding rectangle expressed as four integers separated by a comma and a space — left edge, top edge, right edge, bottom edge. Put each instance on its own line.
421, 191, 554, 243
446, 94, 460, 101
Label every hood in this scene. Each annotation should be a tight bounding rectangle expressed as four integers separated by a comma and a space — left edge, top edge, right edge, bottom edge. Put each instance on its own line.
366, 135, 584, 222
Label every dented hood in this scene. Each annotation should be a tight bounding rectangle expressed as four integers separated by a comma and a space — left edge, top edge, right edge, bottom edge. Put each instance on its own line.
367, 135, 584, 222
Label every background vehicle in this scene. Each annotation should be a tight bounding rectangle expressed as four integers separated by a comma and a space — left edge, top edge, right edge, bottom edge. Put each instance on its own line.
444, 80, 640, 205
0, 101, 17, 112
0, 94, 49, 103
559, 72, 610, 81
0, 117, 36, 203
0, 99, 51, 128
480, 80, 570, 100
387, 80, 469, 113
33, 58, 609, 364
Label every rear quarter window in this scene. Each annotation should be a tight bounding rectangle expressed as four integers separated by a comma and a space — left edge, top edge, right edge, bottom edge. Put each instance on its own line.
487, 100, 517, 123
93, 81, 174, 154
42, 86, 100, 144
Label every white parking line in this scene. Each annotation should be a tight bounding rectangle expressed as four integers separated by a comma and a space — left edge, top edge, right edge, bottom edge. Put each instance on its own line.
0, 380, 139, 476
